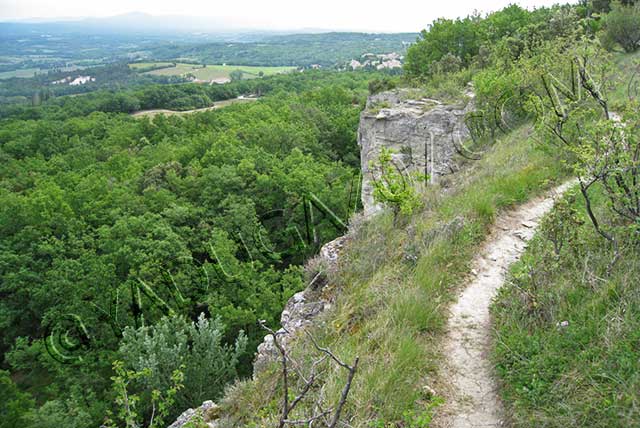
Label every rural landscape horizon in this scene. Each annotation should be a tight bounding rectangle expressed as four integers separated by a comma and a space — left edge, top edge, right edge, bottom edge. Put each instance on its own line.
1, 0, 639, 427
1, 0, 572, 32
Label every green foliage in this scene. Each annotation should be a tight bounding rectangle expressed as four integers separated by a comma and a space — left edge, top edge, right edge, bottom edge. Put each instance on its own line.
23, 399, 93, 428
591, 0, 638, 14
229, 70, 244, 82
492, 188, 640, 427
0, 70, 371, 425
119, 314, 247, 415
370, 148, 424, 218
404, 14, 482, 78
0, 370, 34, 427
105, 360, 184, 428
368, 76, 398, 95
538, 191, 584, 256
405, 4, 582, 80
223, 122, 567, 428
531, 41, 640, 240
603, 2, 640, 52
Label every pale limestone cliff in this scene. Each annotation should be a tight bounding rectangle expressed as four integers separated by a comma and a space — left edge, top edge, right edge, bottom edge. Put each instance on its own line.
359, 89, 473, 215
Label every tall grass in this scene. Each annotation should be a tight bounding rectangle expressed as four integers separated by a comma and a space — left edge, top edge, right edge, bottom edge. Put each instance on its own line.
491, 186, 640, 427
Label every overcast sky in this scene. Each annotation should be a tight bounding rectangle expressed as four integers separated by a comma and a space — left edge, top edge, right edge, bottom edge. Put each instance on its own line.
1, 0, 573, 32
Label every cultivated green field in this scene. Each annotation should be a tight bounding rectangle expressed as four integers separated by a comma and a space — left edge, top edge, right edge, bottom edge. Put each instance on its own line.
128, 62, 175, 70
0, 64, 87, 80
0, 68, 43, 79
129, 62, 296, 81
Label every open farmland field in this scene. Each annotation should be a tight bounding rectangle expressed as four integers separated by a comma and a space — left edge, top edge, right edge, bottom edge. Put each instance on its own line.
0, 68, 44, 79
0, 64, 87, 80
130, 96, 258, 118
129, 62, 296, 82
129, 62, 176, 70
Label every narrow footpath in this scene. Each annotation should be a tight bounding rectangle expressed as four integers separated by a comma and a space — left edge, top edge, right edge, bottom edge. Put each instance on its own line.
435, 181, 575, 428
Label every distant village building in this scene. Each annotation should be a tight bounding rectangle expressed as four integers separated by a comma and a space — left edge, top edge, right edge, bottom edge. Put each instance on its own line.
378, 52, 402, 61
376, 59, 403, 70
52, 75, 96, 86
343, 52, 404, 71
52, 76, 72, 85
69, 76, 95, 86
209, 77, 231, 85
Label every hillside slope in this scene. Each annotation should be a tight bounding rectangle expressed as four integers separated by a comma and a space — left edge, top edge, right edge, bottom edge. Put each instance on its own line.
205, 102, 568, 427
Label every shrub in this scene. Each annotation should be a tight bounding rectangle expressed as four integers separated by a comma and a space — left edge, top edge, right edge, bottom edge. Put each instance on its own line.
118, 314, 247, 417
603, 2, 640, 52
370, 147, 424, 218
0, 370, 34, 428
368, 77, 397, 95
431, 53, 463, 74
24, 400, 93, 428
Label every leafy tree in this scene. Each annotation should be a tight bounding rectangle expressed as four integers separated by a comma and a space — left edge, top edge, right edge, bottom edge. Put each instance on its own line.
0, 370, 34, 428
23, 399, 93, 428
104, 361, 184, 428
405, 15, 481, 77
229, 70, 244, 82
368, 76, 397, 95
533, 42, 640, 266
431, 53, 463, 74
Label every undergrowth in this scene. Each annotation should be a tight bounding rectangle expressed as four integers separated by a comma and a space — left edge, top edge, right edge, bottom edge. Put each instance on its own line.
217, 124, 567, 428
492, 187, 640, 427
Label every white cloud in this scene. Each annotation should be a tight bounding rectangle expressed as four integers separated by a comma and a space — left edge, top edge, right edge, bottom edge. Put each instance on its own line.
0, 0, 576, 32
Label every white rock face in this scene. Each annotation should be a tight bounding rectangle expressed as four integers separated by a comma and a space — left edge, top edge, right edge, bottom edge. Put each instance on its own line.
168, 400, 219, 428
252, 234, 348, 376
358, 89, 473, 215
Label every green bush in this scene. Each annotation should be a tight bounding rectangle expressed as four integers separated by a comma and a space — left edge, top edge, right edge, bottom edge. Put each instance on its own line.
492, 189, 640, 427
603, 2, 640, 52
370, 148, 424, 218
23, 400, 93, 428
0, 370, 34, 428
368, 76, 397, 95
119, 314, 247, 418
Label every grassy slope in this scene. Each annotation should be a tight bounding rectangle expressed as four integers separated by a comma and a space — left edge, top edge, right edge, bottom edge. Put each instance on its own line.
217, 123, 567, 427
491, 51, 640, 428
609, 50, 640, 106
492, 187, 640, 427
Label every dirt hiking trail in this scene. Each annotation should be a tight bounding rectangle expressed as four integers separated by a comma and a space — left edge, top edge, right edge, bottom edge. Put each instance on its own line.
434, 181, 575, 428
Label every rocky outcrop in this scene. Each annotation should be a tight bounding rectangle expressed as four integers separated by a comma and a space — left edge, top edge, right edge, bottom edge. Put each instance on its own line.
252, 234, 348, 375
168, 400, 221, 428
359, 88, 473, 215
250, 89, 474, 375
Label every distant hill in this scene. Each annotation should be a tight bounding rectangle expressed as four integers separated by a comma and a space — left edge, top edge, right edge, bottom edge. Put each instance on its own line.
0, 12, 392, 38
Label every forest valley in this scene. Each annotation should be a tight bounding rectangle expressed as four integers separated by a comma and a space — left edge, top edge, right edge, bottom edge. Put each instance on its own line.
2, 1, 640, 427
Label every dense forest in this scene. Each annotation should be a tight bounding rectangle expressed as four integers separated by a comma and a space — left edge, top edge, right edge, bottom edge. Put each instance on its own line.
150, 33, 415, 68
0, 71, 374, 426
